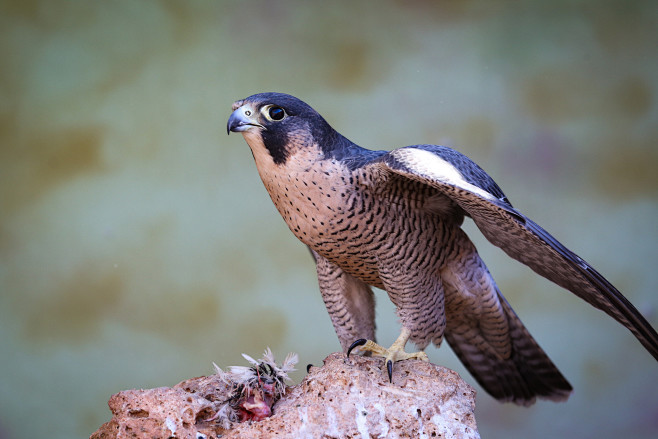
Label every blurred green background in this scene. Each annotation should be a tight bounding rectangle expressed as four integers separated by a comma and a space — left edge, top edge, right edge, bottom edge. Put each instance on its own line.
1, 0, 656, 438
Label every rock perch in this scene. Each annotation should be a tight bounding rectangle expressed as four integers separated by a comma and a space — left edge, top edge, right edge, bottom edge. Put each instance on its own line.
91, 352, 480, 438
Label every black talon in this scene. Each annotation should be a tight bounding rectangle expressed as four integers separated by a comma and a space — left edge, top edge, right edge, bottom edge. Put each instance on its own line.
347, 339, 368, 358
387, 360, 393, 383
306, 364, 313, 373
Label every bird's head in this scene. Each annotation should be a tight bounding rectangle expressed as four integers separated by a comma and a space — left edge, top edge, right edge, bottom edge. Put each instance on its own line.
227, 92, 337, 166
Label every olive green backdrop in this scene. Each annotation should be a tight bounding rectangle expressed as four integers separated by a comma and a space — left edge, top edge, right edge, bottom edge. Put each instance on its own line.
1, 1, 656, 438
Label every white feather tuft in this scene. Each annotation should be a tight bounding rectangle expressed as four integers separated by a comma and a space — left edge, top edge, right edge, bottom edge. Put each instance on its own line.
261, 347, 276, 364
241, 353, 259, 366
281, 352, 299, 375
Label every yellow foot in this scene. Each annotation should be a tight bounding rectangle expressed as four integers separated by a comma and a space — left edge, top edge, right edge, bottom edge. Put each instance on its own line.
346, 327, 429, 382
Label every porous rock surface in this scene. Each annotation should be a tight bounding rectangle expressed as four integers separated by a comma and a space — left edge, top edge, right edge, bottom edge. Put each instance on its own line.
91, 352, 480, 438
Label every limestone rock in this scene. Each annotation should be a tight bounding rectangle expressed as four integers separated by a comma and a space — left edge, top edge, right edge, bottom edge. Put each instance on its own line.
91, 352, 480, 439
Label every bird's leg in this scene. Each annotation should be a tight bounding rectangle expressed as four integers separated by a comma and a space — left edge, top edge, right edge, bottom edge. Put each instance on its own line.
347, 327, 429, 382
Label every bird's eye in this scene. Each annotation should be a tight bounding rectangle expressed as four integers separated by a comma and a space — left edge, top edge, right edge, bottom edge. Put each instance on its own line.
265, 105, 286, 121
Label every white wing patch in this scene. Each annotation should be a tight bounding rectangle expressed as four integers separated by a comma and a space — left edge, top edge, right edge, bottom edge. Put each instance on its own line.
394, 148, 497, 202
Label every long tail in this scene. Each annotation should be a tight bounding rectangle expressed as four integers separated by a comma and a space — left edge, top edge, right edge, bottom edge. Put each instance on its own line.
441, 230, 572, 405
445, 291, 572, 406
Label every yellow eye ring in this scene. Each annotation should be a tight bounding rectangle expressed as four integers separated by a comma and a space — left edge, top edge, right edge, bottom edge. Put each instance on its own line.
262, 105, 287, 122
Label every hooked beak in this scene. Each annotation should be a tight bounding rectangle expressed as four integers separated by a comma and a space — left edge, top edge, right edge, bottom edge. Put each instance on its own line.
227, 103, 265, 135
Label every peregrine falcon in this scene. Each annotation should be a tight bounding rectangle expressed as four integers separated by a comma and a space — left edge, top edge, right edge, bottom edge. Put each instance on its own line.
227, 92, 658, 405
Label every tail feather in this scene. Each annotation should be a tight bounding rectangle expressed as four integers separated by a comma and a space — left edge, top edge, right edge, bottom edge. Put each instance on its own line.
446, 292, 572, 406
